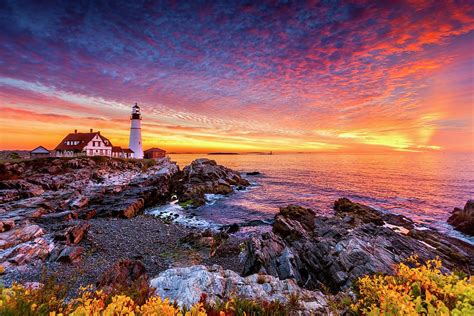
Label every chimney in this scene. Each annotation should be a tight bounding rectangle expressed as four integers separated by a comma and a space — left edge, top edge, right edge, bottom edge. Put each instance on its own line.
74, 129, 77, 134
90, 128, 93, 133
98, 131, 100, 135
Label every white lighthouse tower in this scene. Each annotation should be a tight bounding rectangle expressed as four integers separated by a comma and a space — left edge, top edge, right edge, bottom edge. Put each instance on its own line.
129, 103, 143, 159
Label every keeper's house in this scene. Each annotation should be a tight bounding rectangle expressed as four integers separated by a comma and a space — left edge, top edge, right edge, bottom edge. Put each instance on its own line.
144, 147, 166, 159
54, 129, 113, 157
111, 146, 134, 159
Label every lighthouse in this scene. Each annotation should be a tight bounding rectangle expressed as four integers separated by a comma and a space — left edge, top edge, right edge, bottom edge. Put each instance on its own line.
129, 103, 144, 159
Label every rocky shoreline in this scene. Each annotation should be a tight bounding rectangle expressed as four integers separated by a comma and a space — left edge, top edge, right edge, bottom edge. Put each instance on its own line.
0, 156, 472, 314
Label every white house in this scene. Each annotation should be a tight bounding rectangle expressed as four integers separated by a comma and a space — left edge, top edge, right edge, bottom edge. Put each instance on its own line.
54, 129, 113, 157
111, 146, 134, 158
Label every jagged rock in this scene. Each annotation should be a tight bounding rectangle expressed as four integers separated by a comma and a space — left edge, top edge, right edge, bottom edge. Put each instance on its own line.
0, 190, 21, 203
223, 223, 239, 234
121, 198, 145, 218
35, 211, 75, 223
243, 199, 474, 293
0, 219, 15, 232
273, 205, 315, 239
69, 196, 89, 209
55, 246, 84, 263
97, 259, 149, 293
176, 158, 250, 207
2, 237, 54, 266
0, 225, 45, 250
150, 265, 328, 314
54, 222, 90, 245
334, 197, 384, 225
448, 200, 474, 236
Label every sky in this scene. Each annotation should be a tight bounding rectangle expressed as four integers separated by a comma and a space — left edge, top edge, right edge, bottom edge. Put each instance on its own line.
0, 0, 473, 153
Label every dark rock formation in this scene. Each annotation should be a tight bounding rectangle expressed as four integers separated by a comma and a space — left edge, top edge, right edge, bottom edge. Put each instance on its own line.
246, 171, 261, 176
243, 199, 474, 293
175, 158, 250, 207
54, 222, 90, 245
448, 200, 474, 236
179, 229, 229, 258
0, 157, 249, 273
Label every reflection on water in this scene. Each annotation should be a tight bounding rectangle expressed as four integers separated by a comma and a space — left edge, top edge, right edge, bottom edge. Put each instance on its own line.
169, 153, 474, 242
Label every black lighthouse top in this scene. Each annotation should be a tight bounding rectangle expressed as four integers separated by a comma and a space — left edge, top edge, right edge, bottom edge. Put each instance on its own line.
131, 103, 142, 120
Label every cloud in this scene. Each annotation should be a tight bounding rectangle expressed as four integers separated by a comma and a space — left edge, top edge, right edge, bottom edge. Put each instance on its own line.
0, 0, 473, 152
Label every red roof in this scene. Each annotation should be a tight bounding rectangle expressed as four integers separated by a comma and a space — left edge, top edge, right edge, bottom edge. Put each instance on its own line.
55, 132, 112, 151
144, 147, 166, 153
112, 146, 133, 154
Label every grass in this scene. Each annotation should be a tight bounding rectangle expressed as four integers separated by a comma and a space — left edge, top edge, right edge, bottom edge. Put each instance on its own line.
178, 199, 196, 208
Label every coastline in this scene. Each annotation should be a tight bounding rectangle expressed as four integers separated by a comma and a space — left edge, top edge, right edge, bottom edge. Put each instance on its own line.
0, 156, 472, 314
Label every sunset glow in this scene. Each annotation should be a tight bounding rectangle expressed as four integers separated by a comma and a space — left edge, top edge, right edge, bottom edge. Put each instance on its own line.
0, 1, 473, 153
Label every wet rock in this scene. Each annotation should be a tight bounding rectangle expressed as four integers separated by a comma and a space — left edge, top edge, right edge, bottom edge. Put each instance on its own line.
448, 200, 474, 236
243, 199, 474, 293
246, 171, 261, 176
176, 158, 250, 207
150, 265, 328, 314
273, 205, 315, 239
334, 197, 384, 225
97, 259, 149, 293
222, 223, 239, 234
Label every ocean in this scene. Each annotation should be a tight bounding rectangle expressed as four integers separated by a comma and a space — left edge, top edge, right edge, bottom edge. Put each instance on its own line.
150, 153, 474, 244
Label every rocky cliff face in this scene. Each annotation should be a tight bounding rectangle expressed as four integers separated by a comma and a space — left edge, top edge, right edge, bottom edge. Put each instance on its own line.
242, 198, 474, 293
0, 157, 249, 273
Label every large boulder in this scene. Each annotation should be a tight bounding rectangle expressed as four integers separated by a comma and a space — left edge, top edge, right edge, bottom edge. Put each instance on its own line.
273, 205, 315, 239
176, 159, 250, 207
150, 265, 328, 314
54, 222, 90, 245
448, 200, 474, 236
242, 199, 474, 292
